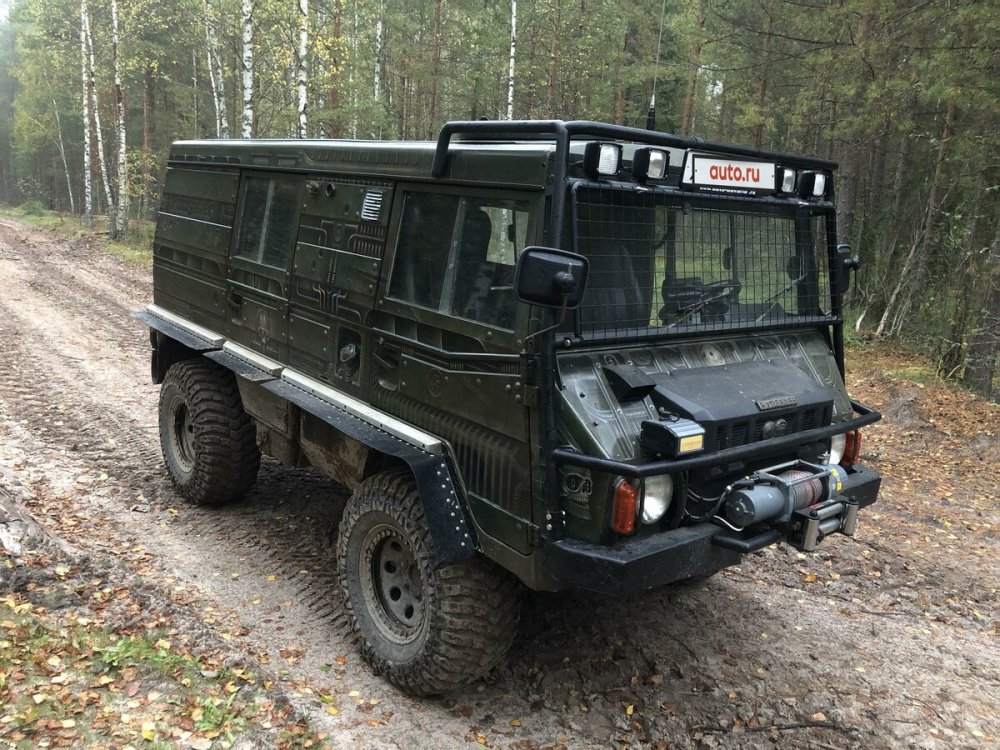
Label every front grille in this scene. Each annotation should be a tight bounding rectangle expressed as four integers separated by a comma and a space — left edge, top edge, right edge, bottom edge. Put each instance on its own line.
712, 406, 826, 451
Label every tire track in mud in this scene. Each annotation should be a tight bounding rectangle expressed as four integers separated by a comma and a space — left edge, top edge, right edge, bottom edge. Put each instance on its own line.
0, 228, 361, 652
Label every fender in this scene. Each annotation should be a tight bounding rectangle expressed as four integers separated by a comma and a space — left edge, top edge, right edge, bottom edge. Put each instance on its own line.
134, 305, 477, 564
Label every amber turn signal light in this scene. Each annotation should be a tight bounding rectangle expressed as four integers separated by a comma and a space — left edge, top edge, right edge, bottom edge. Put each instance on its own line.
611, 479, 638, 535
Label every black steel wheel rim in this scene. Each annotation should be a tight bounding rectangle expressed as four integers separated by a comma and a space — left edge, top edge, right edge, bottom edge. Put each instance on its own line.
361, 523, 425, 644
168, 395, 196, 473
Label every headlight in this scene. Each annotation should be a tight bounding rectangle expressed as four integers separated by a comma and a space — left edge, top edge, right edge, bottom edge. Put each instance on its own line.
642, 475, 674, 525
827, 433, 847, 465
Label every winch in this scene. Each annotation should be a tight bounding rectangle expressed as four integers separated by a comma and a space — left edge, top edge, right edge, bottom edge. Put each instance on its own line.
718, 461, 859, 552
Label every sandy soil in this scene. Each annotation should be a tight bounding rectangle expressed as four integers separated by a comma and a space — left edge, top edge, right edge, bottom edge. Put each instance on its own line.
0, 217, 997, 749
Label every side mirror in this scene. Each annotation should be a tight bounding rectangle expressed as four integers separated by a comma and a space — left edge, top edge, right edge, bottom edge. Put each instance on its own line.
514, 247, 589, 310
835, 243, 861, 294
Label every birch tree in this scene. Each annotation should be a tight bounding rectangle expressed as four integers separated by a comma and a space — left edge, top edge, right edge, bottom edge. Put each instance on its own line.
507, 0, 516, 120
110, 0, 127, 238
204, 0, 228, 138
84, 7, 113, 220
373, 0, 382, 104
80, 0, 92, 226
296, 0, 307, 138
241, 0, 254, 138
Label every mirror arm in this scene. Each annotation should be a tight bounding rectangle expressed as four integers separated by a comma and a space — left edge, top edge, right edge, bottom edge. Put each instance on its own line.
523, 295, 571, 344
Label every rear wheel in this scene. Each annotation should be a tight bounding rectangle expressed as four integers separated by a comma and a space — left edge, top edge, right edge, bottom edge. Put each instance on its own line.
158, 358, 260, 505
337, 470, 521, 695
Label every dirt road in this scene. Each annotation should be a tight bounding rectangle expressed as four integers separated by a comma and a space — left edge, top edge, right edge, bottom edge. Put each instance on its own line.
0, 217, 997, 749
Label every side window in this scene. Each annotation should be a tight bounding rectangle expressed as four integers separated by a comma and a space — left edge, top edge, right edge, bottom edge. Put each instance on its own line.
388, 193, 459, 307
389, 192, 532, 330
234, 175, 301, 269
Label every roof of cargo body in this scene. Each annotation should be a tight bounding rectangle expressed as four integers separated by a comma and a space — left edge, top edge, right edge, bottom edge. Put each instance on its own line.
167, 139, 556, 189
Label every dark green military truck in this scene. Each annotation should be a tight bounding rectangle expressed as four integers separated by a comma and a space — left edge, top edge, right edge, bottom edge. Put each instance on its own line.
137, 120, 881, 694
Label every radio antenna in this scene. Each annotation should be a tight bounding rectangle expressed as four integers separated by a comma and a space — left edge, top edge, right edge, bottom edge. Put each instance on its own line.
646, 0, 667, 131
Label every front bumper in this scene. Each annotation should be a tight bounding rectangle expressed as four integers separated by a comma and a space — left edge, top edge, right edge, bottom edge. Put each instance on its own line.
540, 462, 881, 595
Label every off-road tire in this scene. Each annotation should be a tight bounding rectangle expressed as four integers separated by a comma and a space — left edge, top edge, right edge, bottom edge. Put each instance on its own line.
158, 358, 260, 505
337, 470, 521, 695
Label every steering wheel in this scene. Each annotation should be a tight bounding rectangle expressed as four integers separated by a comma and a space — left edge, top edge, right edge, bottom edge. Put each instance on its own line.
702, 279, 741, 296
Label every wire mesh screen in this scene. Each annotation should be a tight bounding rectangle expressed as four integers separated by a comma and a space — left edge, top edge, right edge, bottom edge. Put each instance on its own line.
572, 185, 834, 336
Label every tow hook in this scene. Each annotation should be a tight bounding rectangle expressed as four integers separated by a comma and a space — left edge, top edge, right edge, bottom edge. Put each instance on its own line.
712, 461, 858, 553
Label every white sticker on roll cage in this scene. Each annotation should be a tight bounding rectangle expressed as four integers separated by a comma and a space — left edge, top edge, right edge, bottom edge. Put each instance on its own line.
683, 153, 776, 193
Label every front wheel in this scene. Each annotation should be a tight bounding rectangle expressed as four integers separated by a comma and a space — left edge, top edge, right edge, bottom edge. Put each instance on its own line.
337, 471, 521, 695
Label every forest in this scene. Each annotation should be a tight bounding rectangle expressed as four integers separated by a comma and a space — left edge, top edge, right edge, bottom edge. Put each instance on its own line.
0, 0, 996, 398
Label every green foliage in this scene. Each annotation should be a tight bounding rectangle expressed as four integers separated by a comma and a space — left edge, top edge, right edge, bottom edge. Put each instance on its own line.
17, 198, 44, 215
0, 0, 995, 392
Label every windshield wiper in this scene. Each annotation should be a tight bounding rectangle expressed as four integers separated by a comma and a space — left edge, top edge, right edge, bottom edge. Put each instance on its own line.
755, 272, 807, 322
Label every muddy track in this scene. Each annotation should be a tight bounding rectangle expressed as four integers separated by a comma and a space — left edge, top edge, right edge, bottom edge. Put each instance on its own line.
0, 218, 997, 749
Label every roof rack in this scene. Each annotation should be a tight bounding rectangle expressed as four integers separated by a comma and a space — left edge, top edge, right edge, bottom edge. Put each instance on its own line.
431, 119, 838, 179
431, 119, 839, 256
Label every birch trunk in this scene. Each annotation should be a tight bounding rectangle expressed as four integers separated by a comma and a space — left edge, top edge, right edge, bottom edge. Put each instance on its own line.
110, 0, 128, 239
84, 11, 113, 222
507, 0, 517, 120
296, 0, 308, 138
349, 0, 357, 138
373, 1, 383, 102
80, 0, 92, 226
240, 0, 254, 138
52, 98, 74, 213
204, 0, 229, 138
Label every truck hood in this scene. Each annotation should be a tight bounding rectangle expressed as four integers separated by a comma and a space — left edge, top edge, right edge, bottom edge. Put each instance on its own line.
556, 329, 852, 461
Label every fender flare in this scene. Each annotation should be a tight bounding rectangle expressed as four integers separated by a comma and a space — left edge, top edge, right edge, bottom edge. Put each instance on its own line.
134, 306, 477, 564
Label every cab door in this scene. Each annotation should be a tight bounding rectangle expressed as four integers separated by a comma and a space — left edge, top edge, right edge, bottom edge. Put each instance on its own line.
371, 185, 540, 553
226, 172, 303, 361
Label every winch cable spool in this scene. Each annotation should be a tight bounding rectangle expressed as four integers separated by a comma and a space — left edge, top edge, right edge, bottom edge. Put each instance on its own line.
722, 463, 847, 528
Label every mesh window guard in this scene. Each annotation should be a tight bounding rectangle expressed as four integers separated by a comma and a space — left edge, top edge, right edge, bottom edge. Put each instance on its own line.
572, 184, 834, 337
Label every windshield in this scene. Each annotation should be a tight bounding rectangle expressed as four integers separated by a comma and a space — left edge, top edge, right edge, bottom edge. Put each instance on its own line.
571, 185, 833, 336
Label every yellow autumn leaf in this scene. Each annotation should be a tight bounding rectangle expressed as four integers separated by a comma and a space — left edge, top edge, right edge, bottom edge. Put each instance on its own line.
141, 721, 156, 740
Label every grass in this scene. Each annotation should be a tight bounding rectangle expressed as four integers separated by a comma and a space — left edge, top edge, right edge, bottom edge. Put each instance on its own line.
0, 204, 72, 233
885, 362, 937, 386
106, 219, 155, 267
